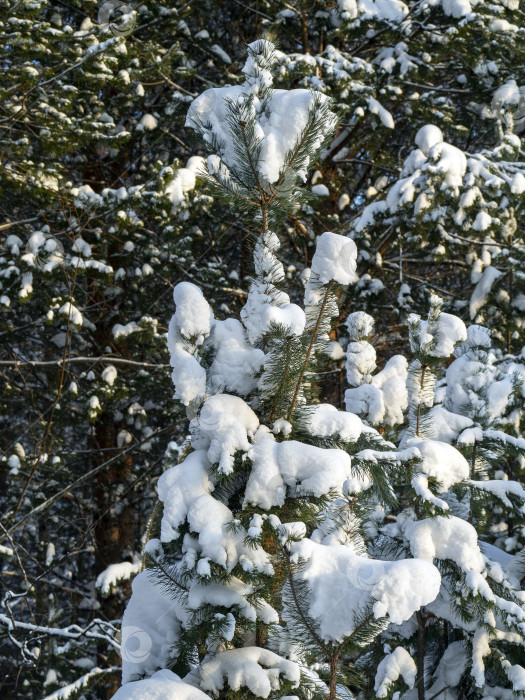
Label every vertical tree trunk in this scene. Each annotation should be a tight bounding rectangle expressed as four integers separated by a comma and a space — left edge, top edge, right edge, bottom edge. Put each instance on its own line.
329, 651, 340, 700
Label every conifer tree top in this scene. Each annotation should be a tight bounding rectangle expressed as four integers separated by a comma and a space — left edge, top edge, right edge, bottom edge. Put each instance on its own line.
186, 40, 337, 187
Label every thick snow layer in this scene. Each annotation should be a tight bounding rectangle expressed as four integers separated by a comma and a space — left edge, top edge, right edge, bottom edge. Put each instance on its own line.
425, 406, 473, 442
207, 319, 264, 395
120, 573, 188, 683
345, 355, 407, 426
373, 356, 408, 425
428, 141, 467, 191
157, 450, 272, 573
279, 440, 351, 496
305, 404, 364, 442
503, 661, 525, 691
200, 647, 300, 697
244, 436, 352, 508
345, 384, 385, 425
415, 125, 443, 156
346, 311, 375, 340
114, 670, 210, 700
431, 308, 468, 357
374, 647, 417, 697
169, 345, 207, 407
241, 280, 306, 343
244, 437, 284, 509
310, 232, 357, 286
440, 0, 472, 17
186, 43, 336, 186
186, 495, 241, 566
409, 304, 467, 358
406, 516, 484, 573
409, 439, 469, 491
157, 450, 212, 542
169, 282, 213, 343
289, 538, 441, 642
168, 282, 213, 406
346, 340, 377, 385
191, 394, 259, 475
353, 0, 408, 23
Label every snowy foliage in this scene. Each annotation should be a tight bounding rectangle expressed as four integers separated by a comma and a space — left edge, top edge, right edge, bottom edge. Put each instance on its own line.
2, 2, 525, 699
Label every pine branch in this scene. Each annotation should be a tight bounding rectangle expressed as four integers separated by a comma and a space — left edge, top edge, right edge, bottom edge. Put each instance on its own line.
283, 551, 331, 657
288, 281, 333, 420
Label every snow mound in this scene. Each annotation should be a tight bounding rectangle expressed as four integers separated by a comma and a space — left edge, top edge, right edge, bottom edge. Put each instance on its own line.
113, 670, 210, 699
310, 232, 357, 286
375, 647, 417, 697
120, 573, 188, 683
191, 394, 259, 475
200, 647, 300, 697
410, 439, 469, 491
305, 404, 364, 442
289, 538, 441, 642
406, 516, 484, 572
415, 125, 443, 156
244, 436, 352, 509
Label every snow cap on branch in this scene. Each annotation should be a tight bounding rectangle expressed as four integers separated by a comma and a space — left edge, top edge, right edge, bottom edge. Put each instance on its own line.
289, 538, 441, 643
185, 41, 337, 186
409, 295, 467, 358
310, 232, 358, 286
113, 669, 210, 699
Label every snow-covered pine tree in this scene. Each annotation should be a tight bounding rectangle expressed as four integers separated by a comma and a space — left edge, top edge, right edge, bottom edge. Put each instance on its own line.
114, 40, 443, 700
3, 1, 525, 697
371, 298, 525, 699
352, 114, 525, 352
437, 324, 525, 557
349, 95, 525, 567
265, 0, 525, 361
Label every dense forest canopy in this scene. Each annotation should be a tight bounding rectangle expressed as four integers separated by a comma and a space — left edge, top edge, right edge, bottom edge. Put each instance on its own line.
0, 1, 524, 698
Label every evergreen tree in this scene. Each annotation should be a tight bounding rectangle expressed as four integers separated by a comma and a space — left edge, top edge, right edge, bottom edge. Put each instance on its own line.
370, 298, 525, 699
2, 1, 524, 698
114, 41, 443, 700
